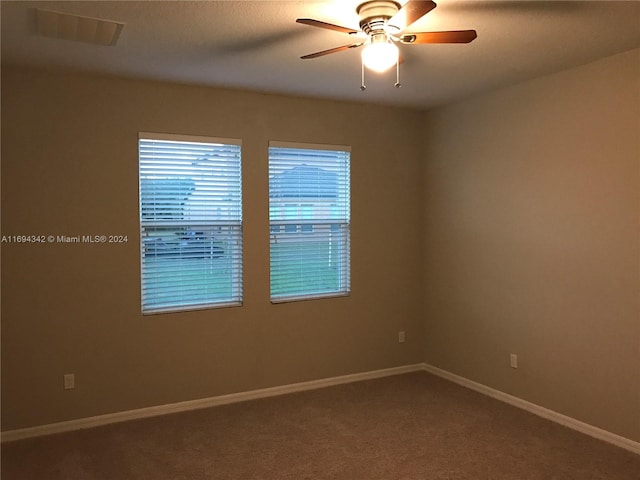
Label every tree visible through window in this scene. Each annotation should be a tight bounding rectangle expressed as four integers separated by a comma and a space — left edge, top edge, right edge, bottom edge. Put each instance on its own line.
139, 133, 242, 313
268, 142, 351, 302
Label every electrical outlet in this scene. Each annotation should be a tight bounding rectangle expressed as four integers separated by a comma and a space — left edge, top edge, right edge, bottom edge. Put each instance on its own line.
510, 354, 518, 369
398, 331, 405, 343
63, 373, 75, 390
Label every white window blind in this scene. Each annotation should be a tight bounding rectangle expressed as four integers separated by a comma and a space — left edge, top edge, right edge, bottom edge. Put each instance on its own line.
269, 142, 350, 302
139, 133, 242, 313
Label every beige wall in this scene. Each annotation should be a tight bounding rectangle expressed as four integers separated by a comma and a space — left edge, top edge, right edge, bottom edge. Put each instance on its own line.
2, 48, 638, 443
422, 48, 640, 441
1, 68, 425, 430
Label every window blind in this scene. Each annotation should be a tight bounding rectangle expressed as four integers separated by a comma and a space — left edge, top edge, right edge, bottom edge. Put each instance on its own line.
269, 142, 350, 302
139, 133, 242, 313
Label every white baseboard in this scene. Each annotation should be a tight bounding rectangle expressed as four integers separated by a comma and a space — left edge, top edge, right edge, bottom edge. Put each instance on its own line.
420, 363, 640, 455
3, 362, 639, 456
1, 364, 423, 443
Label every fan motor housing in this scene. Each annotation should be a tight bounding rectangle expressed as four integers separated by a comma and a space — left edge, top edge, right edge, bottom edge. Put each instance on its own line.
357, 0, 401, 35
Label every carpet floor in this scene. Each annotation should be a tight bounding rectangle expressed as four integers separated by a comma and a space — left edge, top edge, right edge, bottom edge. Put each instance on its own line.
2, 371, 639, 479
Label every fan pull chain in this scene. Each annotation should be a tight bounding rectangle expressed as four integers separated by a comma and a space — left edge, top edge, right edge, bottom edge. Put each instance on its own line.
359, 54, 401, 90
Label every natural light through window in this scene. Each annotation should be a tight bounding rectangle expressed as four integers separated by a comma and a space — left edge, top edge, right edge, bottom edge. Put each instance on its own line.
269, 142, 351, 302
139, 133, 242, 313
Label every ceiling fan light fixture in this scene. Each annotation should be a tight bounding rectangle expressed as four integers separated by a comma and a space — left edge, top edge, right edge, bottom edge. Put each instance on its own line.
297, 0, 477, 87
361, 35, 398, 72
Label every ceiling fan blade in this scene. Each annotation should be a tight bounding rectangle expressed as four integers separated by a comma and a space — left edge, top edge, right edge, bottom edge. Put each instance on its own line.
389, 0, 437, 31
296, 18, 358, 35
301, 43, 364, 59
400, 30, 478, 44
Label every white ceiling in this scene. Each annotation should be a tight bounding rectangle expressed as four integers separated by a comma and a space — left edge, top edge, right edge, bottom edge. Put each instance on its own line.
2, 1, 639, 109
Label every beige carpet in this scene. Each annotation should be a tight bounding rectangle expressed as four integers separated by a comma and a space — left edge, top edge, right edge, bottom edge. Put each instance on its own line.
2, 372, 639, 479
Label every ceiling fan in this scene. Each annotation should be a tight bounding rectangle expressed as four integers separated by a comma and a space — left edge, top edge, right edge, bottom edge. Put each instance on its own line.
296, 0, 477, 89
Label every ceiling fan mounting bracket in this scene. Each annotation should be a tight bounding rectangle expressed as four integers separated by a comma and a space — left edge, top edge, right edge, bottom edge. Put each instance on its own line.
357, 0, 401, 35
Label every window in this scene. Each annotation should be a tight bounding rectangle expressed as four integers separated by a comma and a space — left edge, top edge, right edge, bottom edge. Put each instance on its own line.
139, 133, 242, 313
269, 142, 350, 302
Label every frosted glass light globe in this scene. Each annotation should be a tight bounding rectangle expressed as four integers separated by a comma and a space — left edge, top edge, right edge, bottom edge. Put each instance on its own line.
361, 41, 399, 73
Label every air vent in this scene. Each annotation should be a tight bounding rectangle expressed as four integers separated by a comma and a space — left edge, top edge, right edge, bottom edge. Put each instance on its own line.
35, 8, 124, 46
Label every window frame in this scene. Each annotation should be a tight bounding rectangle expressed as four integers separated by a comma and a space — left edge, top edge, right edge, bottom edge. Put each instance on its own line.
138, 132, 243, 314
268, 141, 351, 303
